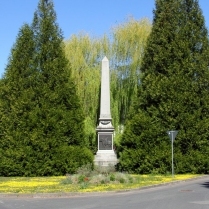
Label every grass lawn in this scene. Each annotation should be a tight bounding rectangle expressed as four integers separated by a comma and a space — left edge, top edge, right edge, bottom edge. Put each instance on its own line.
0, 174, 200, 194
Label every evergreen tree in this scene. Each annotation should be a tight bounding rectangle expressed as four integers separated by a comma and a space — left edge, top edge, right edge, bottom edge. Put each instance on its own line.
118, 0, 209, 174
30, 0, 92, 176
0, 0, 93, 176
32, 0, 86, 145
0, 24, 37, 176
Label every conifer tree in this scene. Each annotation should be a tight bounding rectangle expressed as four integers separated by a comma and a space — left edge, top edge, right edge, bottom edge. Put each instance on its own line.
0, 24, 37, 176
118, 0, 209, 174
31, 0, 86, 145
0, 0, 93, 176
32, 0, 92, 176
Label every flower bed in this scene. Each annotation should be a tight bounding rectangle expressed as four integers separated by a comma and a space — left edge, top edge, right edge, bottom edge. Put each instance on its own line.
0, 174, 199, 194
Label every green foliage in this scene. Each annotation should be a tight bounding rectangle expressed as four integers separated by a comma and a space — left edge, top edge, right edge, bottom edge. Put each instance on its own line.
64, 18, 151, 151
94, 164, 116, 175
53, 146, 93, 175
76, 163, 94, 177
109, 173, 116, 181
118, 0, 209, 174
61, 177, 72, 185
0, 0, 92, 176
64, 34, 106, 152
110, 18, 151, 134
0, 24, 37, 177
61, 163, 134, 187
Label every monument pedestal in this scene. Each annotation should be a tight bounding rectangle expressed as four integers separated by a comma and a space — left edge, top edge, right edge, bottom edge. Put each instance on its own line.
94, 150, 118, 166
94, 122, 118, 166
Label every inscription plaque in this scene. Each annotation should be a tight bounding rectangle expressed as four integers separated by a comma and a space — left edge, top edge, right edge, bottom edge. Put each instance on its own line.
99, 134, 112, 150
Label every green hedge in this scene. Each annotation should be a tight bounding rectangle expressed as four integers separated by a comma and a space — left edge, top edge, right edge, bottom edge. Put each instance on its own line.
0, 146, 93, 176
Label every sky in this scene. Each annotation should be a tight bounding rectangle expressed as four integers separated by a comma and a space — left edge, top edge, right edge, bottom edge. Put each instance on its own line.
0, 0, 209, 78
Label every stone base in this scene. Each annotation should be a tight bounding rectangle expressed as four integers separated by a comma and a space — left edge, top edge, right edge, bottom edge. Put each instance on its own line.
94, 150, 118, 166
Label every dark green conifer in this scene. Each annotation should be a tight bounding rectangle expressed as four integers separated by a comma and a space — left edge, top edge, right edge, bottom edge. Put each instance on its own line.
29, 0, 91, 175
0, 24, 37, 176
0, 0, 93, 176
118, 0, 209, 174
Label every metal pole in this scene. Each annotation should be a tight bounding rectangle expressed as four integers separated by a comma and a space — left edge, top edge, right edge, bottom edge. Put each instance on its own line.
171, 132, 174, 178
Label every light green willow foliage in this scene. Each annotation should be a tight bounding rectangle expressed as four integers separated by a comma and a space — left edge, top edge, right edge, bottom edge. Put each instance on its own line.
64, 18, 151, 147
110, 18, 151, 140
64, 34, 110, 150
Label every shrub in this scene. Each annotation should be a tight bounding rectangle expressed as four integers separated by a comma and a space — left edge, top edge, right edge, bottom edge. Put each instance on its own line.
53, 146, 94, 175
76, 163, 93, 177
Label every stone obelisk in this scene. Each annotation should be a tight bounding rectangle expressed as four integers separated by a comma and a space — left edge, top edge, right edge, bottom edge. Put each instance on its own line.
94, 56, 118, 166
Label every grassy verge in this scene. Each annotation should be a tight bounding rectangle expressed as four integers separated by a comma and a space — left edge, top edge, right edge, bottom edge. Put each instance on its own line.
0, 174, 200, 194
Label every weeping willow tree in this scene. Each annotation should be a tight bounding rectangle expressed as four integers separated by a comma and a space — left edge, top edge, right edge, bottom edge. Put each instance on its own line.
64, 18, 151, 150
110, 18, 151, 141
64, 34, 110, 152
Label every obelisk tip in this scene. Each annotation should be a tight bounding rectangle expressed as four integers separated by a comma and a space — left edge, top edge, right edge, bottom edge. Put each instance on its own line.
102, 56, 108, 61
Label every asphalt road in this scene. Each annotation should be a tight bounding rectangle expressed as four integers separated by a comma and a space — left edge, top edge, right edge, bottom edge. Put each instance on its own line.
0, 176, 209, 209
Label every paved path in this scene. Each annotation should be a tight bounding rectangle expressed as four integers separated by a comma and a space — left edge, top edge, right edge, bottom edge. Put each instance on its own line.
0, 176, 209, 209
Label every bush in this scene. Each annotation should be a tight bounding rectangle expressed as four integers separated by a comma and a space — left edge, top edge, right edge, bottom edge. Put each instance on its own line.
53, 146, 94, 175
94, 164, 116, 175
76, 163, 93, 177
62, 163, 135, 186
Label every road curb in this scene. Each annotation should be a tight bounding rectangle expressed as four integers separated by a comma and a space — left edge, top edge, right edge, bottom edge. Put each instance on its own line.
0, 175, 208, 199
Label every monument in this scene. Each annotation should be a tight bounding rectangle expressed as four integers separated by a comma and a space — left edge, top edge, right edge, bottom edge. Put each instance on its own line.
94, 56, 118, 166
